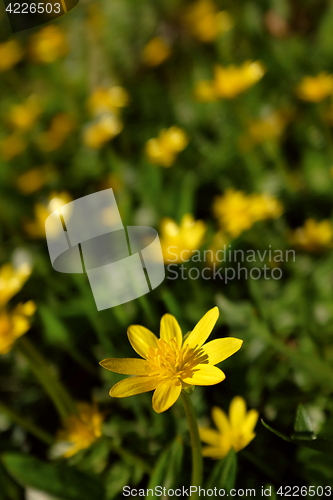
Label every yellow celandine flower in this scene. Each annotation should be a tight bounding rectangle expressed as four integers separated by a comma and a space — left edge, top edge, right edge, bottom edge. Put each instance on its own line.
29, 26, 68, 64
160, 214, 207, 263
0, 40, 24, 73
141, 37, 171, 67
182, 0, 234, 42
213, 189, 283, 238
199, 396, 259, 459
0, 134, 26, 161
145, 126, 189, 167
194, 61, 266, 101
0, 263, 32, 308
296, 73, 333, 102
24, 192, 72, 238
100, 307, 243, 414
83, 114, 123, 149
289, 218, 333, 252
0, 301, 36, 355
8, 96, 42, 131
57, 402, 104, 458
37, 113, 76, 152
87, 87, 130, 117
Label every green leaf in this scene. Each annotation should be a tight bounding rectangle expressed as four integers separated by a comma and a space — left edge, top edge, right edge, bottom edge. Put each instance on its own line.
261, 419, 292, 442
163, 436, 184, 489
262, 418, 333, 454
205, 448, 237, 492
2, 453, 105, 500
147, 436, 184, 498
293, 404, 314, 435
290, 438, 333, 455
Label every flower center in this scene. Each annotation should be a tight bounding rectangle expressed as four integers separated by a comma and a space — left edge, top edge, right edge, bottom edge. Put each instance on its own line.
146, 338, 209, 381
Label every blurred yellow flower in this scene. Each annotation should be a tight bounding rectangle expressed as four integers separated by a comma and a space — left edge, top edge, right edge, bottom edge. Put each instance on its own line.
29, 26, 68, 64
8, 97, 42, 131
214, 61, 266, 99
0, 301, 36, 355
37, 113, 76, 152
24, 192, 72, 238
142, 37, 171, 67
194, 80, 218, 102
182, 0, 234, 42
195, 61, 266, 101
16, 165, 56, 195
289, 218, 333, 252
246, 110, 289, 144
0, 40, 24, 73
213, 189, 254, 237
0, 134, 26, 161
100, 307, 243, 413
83, 114, 123, 149
87, 86, 130, 117
145, 126, 189, 167
160, 214, 206, 263
200, 396, 259, 459
57, 402, 104, 458
296, 73, 333, 102
249, 193, 284, 222
0, 262, 32, 308
213, 189, 283, 238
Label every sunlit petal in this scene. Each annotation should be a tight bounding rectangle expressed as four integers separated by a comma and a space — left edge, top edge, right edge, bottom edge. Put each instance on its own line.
203, 337, 243, 365
181, 364, 225, 386
234, 432, 256, 452
127, 325, 158, 359
152, 380, 182, 413
99, 358, 149, 375
199, 427, 221, 446
212, 406, 231, 435
160, 313, 183, 347
242, 409, 259, 435
184, 307, 219, 349
229, 396, 247, 428
110, 376, 158, 397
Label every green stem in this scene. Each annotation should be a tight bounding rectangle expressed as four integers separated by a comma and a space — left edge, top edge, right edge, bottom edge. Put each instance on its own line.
16, 337, 79, 419
0, 401, 54, 446
180, 390, 203, 499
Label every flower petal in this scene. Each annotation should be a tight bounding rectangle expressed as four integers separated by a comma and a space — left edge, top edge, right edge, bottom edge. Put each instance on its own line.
110, 376, 158, 397
202, 337, 243, 365
229, 396, 247, 428
127, 325, 158, 359
152, 380, 182, 413
202, 445, 231, 459
234, 432, 256, 452
199, 427, 221, 446
181, 364, 225, 386
184, 307, 219, 350
212, 406, 231, 435
160, 313, 182, 347
242, 409, 259, 435
99, 358, 149, 375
